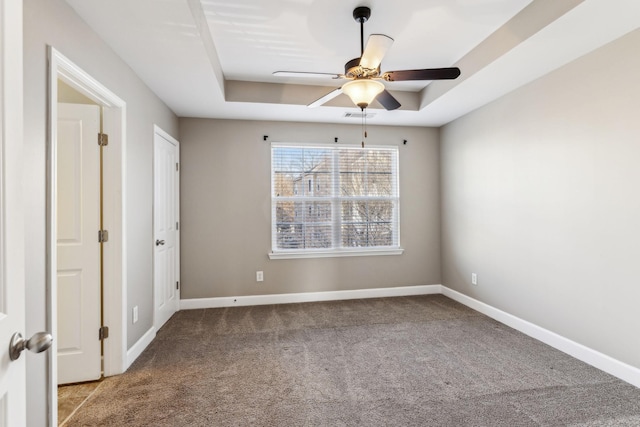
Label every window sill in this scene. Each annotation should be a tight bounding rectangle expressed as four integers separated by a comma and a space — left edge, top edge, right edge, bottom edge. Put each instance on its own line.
268, 247, 404, 260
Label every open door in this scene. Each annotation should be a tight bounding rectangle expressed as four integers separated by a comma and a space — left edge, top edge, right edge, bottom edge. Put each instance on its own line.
0, 0, 28, 424
56, 103, 102, 384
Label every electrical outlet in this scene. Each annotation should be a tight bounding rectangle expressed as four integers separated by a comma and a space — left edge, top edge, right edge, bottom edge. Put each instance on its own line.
256, 271, 264, 282
471, 273, 478, 286
133, 306, 139, 323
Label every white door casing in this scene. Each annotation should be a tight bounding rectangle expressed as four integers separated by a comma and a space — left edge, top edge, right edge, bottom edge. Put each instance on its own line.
0, 0, 26, 425
153, 126, 180, 330
48, 48, 127, 424
56, 103, 102, 384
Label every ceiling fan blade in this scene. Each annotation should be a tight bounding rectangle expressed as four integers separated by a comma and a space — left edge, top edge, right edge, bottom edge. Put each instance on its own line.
376, 89, 401, 111
383, 67, 461, 81
360, 34, 394, 70
274, 71, 341, 79
308, 88, 343, 108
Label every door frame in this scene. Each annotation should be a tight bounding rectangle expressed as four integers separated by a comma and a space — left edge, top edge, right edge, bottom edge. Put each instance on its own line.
153, 125, 180, 330
47, 47, 127, 423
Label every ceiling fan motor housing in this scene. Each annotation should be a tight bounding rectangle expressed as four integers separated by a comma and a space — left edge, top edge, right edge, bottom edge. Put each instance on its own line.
344, 57, 380, 79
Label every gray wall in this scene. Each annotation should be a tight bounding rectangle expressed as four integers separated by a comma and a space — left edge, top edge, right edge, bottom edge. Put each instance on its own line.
24, 0, 178, 425
440, 29, 640, 369
179, 119, 441, 299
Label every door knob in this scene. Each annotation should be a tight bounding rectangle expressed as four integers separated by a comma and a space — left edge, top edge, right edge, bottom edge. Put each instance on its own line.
155, 239, 165, 246
9, 332, 53, 361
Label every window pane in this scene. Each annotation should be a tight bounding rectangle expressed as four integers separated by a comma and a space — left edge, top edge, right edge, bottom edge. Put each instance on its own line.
276, 201, 332, 249
341, 200, 393, 222
366, 150, 392, 172
310, 170, 332, 197
339, 149, 396, 197
273, 172, 296, 197
339, 149, 366, 172
275, 201, 296, 224
342, 222, 393, 248
341, 200, 368, 223
342, 223, 368, 248
367, 222, 393, 246
367, 200, 394, 223
273, 147, 302, 197
276, 223, 303, 250
340, 171, 365, 197
369, 151, 394, 197
275, 220, 332, 249
305, 202, 332, 222
277, 201, 331, 223
341, 200, 395, 247
300, 149, 329, 197
272, 148, 303, 173
303, 224, 332, 248
273, 148, 332, 197
366, 170, 392, 197
339, 149, 365, 197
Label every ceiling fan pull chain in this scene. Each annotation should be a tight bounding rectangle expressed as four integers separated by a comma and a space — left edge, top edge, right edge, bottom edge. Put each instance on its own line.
361, 111, 365, 148
361, 108, 368, 148
365, 111, 368, 139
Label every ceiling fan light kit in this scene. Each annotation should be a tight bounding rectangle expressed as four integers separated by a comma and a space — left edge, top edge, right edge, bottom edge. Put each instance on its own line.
342, 79, 385, 110
274, 6, 461, 113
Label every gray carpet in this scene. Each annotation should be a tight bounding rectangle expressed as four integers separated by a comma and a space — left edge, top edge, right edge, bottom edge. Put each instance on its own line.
65, 295, 640, 426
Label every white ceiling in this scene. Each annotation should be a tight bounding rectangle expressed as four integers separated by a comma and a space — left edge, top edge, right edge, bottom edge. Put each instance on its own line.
65, 0, 640, 127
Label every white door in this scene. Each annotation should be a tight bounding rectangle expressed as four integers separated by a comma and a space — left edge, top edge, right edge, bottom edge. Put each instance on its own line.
154, 128, 180, 330
56, 103, 102, 384
0, 0, 27, 424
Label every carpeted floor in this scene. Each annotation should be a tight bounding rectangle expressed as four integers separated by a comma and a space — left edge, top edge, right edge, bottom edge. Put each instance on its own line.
65, 295, 640, 426
58, 380, 101, 425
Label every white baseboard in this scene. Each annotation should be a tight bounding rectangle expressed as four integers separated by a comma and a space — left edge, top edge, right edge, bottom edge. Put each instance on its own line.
125, 326, 156, 370
441, 286, 640, 388
180, 284, 441, 310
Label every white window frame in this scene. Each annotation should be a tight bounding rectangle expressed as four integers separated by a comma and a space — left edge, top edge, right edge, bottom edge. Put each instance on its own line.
269, 143, 403, 260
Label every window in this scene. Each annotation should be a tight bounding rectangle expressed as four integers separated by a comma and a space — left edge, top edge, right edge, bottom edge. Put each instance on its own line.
270, 143, 402, 259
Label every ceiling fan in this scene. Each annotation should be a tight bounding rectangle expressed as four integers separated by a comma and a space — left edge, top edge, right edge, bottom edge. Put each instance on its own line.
273, 6, 461, 111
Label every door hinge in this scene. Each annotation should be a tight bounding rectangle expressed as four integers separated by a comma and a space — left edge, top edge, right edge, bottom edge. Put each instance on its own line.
99, 326, 109, 340
176, 281, 180, 290
176, 221, 179, 230
98, 133, 109, 146
98, 229, 109, 243
176, 162, 179, 171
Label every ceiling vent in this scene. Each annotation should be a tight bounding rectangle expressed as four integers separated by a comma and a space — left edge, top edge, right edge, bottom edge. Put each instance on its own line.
344, 112, 376, 119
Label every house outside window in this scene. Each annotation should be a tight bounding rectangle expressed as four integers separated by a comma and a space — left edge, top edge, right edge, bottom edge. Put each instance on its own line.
270, 143, 402, 259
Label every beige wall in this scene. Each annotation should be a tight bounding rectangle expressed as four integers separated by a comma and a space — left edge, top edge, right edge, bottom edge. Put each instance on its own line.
179, 119, 441, 299
58, 79, 97, 104
24, 0, 178, 424
440, 29, 640, 369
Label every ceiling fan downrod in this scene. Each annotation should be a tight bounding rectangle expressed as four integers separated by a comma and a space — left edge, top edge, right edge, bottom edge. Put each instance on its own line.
353, 6, 371, 56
